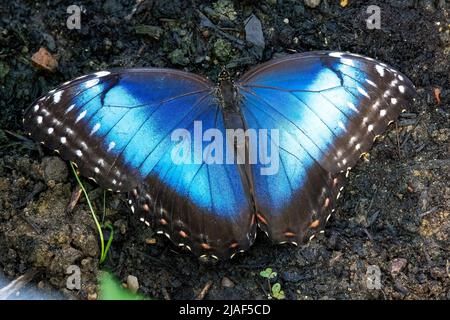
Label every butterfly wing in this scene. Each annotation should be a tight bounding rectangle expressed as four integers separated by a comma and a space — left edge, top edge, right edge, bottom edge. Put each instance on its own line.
24, 69, 255, 259
237, 51, 416, 244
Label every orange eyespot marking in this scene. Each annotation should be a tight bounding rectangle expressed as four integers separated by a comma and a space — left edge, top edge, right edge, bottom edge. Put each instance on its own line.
256, 213, 268, 225
142, 203, 150, 211
323, 197, 330, 208
159, 218, 168, 225
229, 242, 239, 249
179, 230, 188, 238
284, 231, 296, 237
201, 243, 212, 250
310, 220, 320, 228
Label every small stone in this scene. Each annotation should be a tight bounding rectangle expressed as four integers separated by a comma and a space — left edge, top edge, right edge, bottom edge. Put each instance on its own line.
88, 292, 98, 300
390, 258, 407, 276
31, 47, 58, 72
42, 157, 68, 183
47, 180, 56, 188
38, 281, 45, 289
304, 0, 321, 8
244, 14, 265, 59
281, 270, 303, 282
221, 277, 234, 288
127, 275, 139, 294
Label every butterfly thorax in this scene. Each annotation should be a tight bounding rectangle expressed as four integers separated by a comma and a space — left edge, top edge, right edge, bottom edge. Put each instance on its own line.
218, 78, 246, 132
217, 73, 256, 211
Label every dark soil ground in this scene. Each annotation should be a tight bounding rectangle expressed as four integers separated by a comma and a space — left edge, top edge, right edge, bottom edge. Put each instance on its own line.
0, 0, 449, 300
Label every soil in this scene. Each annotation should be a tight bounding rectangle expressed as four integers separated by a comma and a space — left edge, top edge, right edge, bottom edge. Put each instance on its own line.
0, 0, 449, 300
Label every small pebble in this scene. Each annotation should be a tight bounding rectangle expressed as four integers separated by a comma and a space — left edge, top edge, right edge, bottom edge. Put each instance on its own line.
42, 157, 68, 183
304, 0, 321, 8
31, 47, 58, 72
221, 277, 235, 288
88, 292, 98, 300
127, 275, 139, 294
390, 258, 407, 276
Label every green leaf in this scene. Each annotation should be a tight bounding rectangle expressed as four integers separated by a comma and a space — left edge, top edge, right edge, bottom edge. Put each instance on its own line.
271, 283, 285, 300
272, 282, 281, 294
259, 268, 272, 278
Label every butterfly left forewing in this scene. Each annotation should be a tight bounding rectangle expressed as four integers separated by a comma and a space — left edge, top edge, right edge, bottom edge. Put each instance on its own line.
24, 68, 256, 260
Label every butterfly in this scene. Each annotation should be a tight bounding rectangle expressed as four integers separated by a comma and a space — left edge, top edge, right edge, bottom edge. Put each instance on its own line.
23, 51, 415, 261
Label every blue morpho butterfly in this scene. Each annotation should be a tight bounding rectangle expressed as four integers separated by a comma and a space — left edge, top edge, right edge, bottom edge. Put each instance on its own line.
24, 51, 415, 261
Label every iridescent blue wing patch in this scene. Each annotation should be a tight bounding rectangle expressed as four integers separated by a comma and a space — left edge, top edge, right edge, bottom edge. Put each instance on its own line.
24, 69, 256, 259
237, 51, 415, 244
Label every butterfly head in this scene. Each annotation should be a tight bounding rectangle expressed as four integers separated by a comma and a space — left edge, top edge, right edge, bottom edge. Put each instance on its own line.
218, 68, 231, 83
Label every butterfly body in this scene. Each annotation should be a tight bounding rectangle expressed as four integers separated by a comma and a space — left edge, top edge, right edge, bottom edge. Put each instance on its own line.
24, 51, 416, 260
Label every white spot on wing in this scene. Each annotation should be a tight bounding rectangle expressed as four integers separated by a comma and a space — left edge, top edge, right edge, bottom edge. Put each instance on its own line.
76, 149, 83, 157
341, 58, 355, 67
347, 101, 358, 113
95, 71, 110, 77
60, 137, 67, 144
65, 104, 75, 114
329, 52, 344, 58
53, 90, 63, 103
90, 123, 101, 136
357, 86, 370, 98
375, 65, 385, 77
47, 127, 54, 134
37, 116, 43, 124
33, 105, 39, 112
75, 110, 87, 123
391, 97, 398, 105
365, 79, 377, 87
85, 79, 99, 88
398, 85, 405, 93
107, 141, 116, 152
